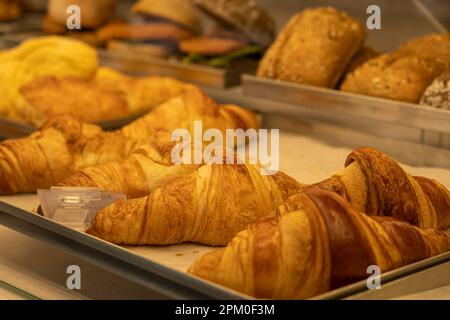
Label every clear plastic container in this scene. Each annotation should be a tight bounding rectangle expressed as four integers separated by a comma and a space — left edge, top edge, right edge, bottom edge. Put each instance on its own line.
37, 187, 126, 231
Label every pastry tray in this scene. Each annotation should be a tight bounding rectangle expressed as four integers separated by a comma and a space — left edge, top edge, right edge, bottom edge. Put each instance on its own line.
0, 33, 253, 89
241, 74, 450, 136
0, 112, 147, 140
1, 127, 450, 299
1, 195, 449, 300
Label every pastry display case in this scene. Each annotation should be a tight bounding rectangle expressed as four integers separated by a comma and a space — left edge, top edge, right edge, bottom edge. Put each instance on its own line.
0, 0, 449, 305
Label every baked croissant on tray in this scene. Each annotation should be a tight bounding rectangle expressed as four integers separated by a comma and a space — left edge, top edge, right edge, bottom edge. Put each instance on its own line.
315, 147, 450, 230
188, 187, 450, 299
86, 162, 304, 246
0, 87, 258, 194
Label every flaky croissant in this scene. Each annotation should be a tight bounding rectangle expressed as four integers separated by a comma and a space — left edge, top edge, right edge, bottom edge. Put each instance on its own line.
58, 87, 258, 198
86, 163, 303, 246
315, 147, 450, 230
59, 141, 199, 199
0, 86, 258, 194
0, 116, 141, 194
188, 187, 450, 299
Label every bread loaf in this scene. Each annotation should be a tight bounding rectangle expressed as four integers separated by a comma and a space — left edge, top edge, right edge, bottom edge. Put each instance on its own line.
257, 7, 366, 88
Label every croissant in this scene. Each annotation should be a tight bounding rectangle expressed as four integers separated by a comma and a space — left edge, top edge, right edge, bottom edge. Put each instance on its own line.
0, 116, 141, 194
188, 187, 450, 299
86, 163, 304, 246
315, 147, 450, 230
58, 87, 258, 197
59, 141, 199, 199
12, 68, 189, 126
0, 86, 258, 194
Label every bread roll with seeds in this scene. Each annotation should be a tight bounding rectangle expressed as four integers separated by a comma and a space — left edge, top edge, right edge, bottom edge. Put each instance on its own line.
257, 7, 366, 88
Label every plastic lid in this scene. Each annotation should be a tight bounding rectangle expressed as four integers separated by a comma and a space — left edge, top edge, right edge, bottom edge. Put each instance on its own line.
37, 187, 126, 231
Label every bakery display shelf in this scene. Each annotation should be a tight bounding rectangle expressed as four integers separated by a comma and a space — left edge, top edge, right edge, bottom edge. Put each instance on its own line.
98, 49, 253, 89
242, 74, 450, 136
346, 260, 450, 300
0, 33, 251, 89
1, 195, 449, 300
0, 199, 249, 300
0, 112, 147, 140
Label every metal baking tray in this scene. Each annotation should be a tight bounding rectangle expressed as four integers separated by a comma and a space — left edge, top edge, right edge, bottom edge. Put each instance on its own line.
1, 195, 449, 300
242, 75, 450, 135
0, 112, 147, 140
0, 33, 253, 89
346, 260, 450, 299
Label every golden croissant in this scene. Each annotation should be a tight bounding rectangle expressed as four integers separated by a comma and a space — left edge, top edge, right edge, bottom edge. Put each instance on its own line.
86, 163, 303, 246
315, 147, 450, 230
0, 87, 258, 194
188, 187, 450, 299
11, 67, 188, 126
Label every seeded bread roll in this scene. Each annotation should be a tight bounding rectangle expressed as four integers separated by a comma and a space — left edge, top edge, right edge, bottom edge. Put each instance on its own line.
342, 46, 380, 77
420, 71, 450, 110
340, 52, 443, 103
397, 33, 450, 69
257, 7, 366, 88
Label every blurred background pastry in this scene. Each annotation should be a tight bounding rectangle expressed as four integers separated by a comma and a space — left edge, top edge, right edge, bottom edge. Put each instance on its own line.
43, 0, 117, 46
340, 33, 450, 103
420, 71, 450, 110
98, 0, 199, 58
0, 0, 22, 21
180, 0, 275, 68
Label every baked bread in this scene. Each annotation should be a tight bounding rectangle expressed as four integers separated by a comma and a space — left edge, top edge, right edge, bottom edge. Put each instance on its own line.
397, 33, 450, 69
341, 46, 380, 79
86, 162, 303, 245
315, 147, 450, 230
132, 0, 200, 32
340, 52, 443, 103
188, 187, 450, 299
195, 0, 275, 47
0, 86, 258, 194
340, 33, 450, 103
420, 70, 450, 110
257, 7, 366, 88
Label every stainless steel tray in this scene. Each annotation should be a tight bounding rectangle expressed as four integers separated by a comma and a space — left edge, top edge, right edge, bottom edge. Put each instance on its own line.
346, 260, 450, 299
242, 74, 450, 136
1, 199, 449, 300
0, 112, 146, 140
0, 201, 249, 300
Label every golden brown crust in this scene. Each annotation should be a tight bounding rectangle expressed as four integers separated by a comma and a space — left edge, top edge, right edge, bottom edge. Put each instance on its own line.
19, 76, 130, 123
188, 187, 450, 299
0, 86, 259, 194
257, 7, 366, 88
340, 52, 443, 103
13, 67, 188, 126
315, 147, 450, 230
341, 46, 381, 78
397, 33, 450, 69
86, 163, 304, 245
